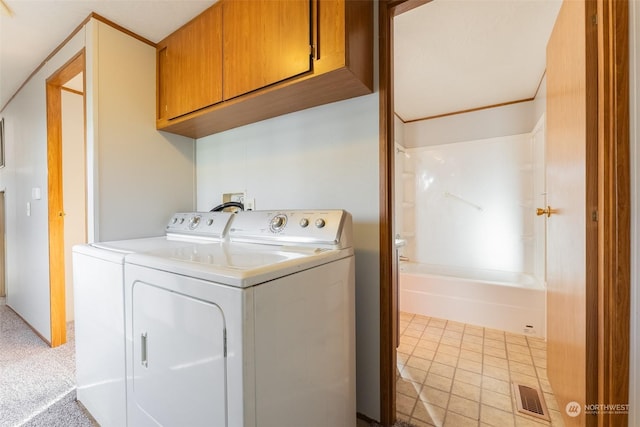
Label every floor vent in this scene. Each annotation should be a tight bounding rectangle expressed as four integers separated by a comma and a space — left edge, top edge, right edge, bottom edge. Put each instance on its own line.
512, 382, 550, 421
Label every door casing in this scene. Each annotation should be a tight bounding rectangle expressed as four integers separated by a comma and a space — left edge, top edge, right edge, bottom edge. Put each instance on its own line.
377, 0, 630, 425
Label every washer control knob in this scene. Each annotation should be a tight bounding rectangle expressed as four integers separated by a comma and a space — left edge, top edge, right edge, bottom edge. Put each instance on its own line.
179, 218, 185, 224
299, 218, 309, 228
315, 218, 326, 228
172, 217, 178, 224
207, 218, 214, 226
188, 216, 201, 230
270, 214, 287, 232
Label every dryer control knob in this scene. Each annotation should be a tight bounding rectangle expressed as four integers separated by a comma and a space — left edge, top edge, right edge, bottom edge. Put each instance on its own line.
207, 218, 214, 226
299, 218, 309, 228
315, 218, 326, 228
270, 214, 287, 232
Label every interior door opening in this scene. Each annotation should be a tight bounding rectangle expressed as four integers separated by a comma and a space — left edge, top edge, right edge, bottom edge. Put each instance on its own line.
46, 50, 86, 347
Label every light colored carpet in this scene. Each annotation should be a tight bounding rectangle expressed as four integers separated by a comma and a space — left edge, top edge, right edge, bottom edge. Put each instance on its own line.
0, 298, 93, 427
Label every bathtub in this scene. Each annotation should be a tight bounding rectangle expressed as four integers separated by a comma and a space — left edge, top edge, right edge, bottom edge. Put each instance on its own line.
399, 262, 546, 338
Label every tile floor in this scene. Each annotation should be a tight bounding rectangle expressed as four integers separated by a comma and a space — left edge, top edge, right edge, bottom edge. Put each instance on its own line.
395, 312, 565, 427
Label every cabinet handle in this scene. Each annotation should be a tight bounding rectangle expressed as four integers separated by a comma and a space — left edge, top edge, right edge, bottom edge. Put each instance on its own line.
312, 0, 319, 60
141, 332, 148, 367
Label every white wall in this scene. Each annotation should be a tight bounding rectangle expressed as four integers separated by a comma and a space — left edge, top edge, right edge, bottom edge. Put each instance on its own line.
0, 19, 196, 341
404, 134, 540, 275
196, 93, 381, 418
0, 30, 86, 341
62, 89, 86, 322
403, 99, 538, 148
86, 20, 195, 242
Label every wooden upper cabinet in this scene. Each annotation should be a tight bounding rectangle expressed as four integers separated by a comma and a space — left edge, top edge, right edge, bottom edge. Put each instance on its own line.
222, 0, 311, 100
157, 3, 223, 120
157, 0, 373, 138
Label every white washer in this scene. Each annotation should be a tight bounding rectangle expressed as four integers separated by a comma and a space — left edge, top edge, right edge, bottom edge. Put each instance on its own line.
123, 210, 356, 427
72, 212, 234, 427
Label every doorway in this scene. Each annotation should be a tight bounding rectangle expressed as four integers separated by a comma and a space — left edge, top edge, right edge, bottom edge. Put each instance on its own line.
378, 0, 630, 426
46, 49, 86, 347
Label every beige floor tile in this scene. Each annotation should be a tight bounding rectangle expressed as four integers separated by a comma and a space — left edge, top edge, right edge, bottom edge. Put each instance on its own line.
509, 361, 537, 377
403, 328, 424, 339
483, 364, 510, 381
482, 389, 514, 412
407, 355, 432, 372
484, 346, 507, 359
509, 372, 539, 389
505, 334, 528, 346
484, 329, 506, 341
508, 350, 533, 365
413, 314, 431, 325
514, 414, 549, 426
448, 394, 480, 420
480, 404, 516, 427
429, 317, 447, 327
526, 337, 546, 349
434, 351, 459, 367
396, 392, 417, 416
417, 338, 440, 351
396, 412, 411, 422
408, 418, 434, 427
542, 392, 558, 411
451, 380, 481, 402
396, 319, 559, 427
396, 377, 421, 399
413, 400, 446, 425
458, 358, 483, 374
438, 344, 461, 357
461, 341, 484, 353
397, 342, 416, 355
425, 372, 453, 392
413, 347, 436, 361
463, 334, 484, 344
455, 369, 483, 387
484, 354, 508, 369
401, 365, 428, 384
464, 325, 484, 336
482, 376, 511, 396
444, 411, 479, 426
429, 361, 456, 379
548, 409, 566, 427
507, 343, 530, 355
460, 349, 483, 363
419, 385, 450, 408
441, 336, 463, 347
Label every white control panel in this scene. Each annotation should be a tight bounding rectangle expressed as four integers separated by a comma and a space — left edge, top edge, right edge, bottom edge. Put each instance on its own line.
165, 212, 234, 239
229, 210, 352, 248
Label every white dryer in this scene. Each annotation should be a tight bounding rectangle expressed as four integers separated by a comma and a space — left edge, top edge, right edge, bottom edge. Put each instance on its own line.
72, 212, 234, 427
123, 210, 356, 427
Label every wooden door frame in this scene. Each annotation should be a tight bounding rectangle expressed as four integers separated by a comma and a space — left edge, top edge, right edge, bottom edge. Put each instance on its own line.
46, 49, 85, 347
377, 0, 630, 425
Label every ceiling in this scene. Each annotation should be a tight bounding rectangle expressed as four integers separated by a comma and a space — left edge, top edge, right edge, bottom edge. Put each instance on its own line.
0, 0, 561, 119
394, 0, 562, 122
0, 0, 216, 110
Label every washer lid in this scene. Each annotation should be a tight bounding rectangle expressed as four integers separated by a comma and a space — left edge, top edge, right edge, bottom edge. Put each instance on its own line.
125, 242, 353, 288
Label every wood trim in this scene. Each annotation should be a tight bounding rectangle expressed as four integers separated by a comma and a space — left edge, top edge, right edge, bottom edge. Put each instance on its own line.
597, 0, 630, 425
61, 87, 84, 96
380, 1, 434, 425
400, 97, 535, 124
1, 12, 153, 114
46, 49, 85, 348
378, 2, 395, 425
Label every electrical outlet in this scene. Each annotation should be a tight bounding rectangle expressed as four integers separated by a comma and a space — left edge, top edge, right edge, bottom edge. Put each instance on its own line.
223, 192, 244, 204
245, 198, 255, 211
523, 325, 536, 335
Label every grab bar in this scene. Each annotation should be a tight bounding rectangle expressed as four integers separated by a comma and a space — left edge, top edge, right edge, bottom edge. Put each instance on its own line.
444, 192, 483, 211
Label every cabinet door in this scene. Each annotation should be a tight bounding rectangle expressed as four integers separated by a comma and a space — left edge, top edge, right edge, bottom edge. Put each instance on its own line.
131, 282, 227, 426
158, 3, 222, 120
223, 0, 311, 100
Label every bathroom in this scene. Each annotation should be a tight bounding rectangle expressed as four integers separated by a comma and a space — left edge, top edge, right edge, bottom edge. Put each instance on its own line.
392, 0, 560, 340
